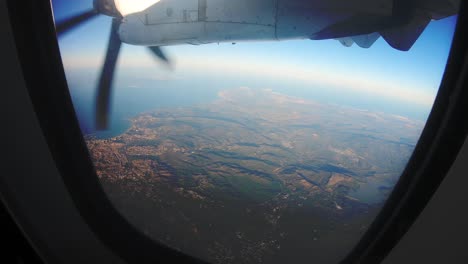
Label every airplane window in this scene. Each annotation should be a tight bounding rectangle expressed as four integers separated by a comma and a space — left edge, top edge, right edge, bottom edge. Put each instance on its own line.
51, 0, 459, 263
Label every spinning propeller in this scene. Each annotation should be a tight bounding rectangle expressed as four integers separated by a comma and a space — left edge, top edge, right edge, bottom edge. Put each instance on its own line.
55, 0, 170, 130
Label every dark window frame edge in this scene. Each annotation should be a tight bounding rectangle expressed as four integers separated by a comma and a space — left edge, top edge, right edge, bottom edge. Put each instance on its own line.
5, 0, 468, 263
342, 3, 468, 263
5, 1, 207, 263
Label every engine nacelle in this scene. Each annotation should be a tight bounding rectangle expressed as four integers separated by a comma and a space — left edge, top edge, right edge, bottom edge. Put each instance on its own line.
118, 0, 393, 46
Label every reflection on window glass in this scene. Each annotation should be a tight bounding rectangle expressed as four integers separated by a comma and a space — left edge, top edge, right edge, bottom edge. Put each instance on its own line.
52, 0, 458, 263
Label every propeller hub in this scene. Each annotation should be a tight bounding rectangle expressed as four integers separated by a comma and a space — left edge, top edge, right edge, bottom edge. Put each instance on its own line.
93, 0, 122, 18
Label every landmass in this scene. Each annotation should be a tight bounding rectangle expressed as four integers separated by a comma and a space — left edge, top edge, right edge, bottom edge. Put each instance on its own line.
86, 87, 423, 264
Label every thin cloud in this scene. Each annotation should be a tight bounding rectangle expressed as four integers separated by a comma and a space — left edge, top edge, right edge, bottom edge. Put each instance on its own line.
61, 52, 436, 106
177, 55, 436, 106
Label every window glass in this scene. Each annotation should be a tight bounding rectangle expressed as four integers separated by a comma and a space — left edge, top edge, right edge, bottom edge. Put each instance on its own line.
52, 1, 458, 263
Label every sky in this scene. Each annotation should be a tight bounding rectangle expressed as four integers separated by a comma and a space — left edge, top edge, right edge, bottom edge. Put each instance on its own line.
51, 0, 458, 119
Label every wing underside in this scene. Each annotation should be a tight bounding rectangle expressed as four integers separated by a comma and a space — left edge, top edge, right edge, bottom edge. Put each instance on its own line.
318, 0, 460, 50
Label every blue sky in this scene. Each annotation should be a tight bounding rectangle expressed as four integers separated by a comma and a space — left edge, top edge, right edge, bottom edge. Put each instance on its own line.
52, 0, 458, 118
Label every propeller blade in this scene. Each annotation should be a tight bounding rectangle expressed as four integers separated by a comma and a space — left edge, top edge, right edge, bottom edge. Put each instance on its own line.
96, 18, 122, 130
56, 9, 98, 37
148, 46, 172, 67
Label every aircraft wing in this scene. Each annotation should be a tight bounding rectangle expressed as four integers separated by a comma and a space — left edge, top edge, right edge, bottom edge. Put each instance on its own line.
320, 0, 460, 51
